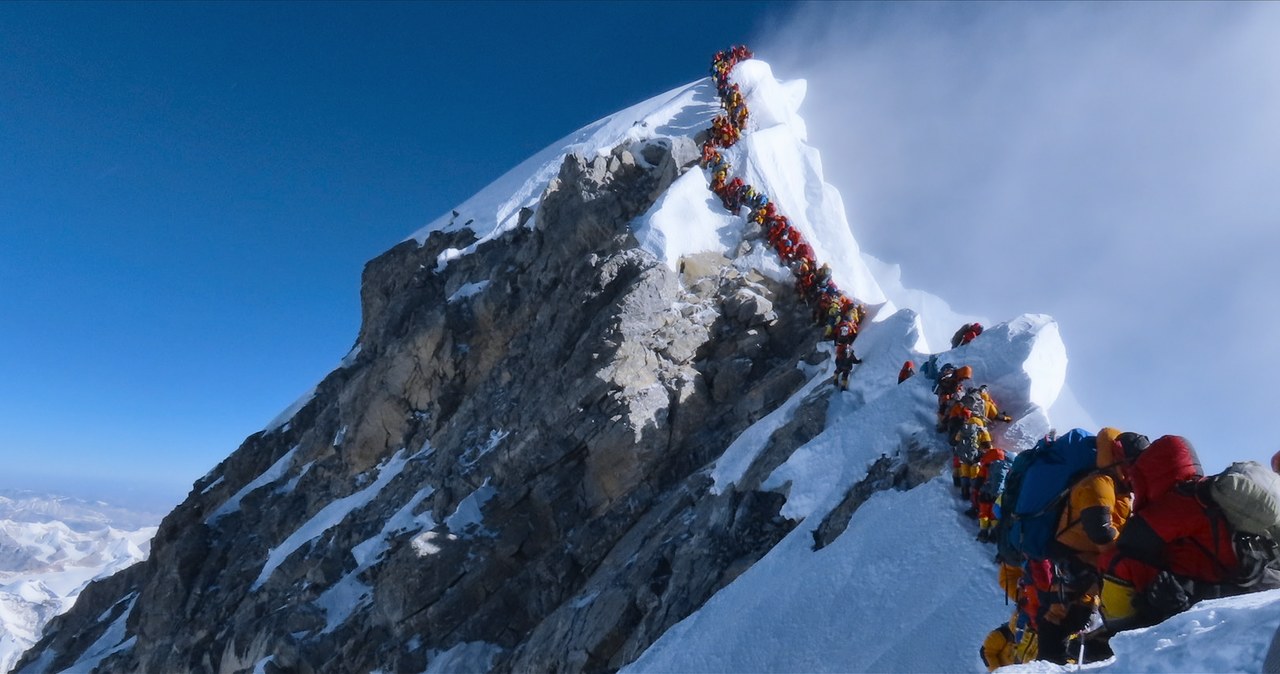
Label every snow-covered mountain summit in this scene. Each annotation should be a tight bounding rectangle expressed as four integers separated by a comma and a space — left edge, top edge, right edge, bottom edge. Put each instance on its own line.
0, 491, 161, 535
15, 54, 1278, 674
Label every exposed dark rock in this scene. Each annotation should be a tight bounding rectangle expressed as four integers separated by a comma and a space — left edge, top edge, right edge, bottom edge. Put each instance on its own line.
810, 433, 949, 551
16, 137, 896, 674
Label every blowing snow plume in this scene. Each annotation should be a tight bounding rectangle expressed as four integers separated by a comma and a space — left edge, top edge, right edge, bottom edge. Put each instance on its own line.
758, 2, 1280, 472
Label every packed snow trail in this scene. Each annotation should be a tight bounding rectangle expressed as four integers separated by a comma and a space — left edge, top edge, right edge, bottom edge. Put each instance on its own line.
698, 46, 871, 376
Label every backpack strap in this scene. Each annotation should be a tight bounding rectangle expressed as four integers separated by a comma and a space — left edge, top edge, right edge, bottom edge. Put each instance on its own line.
1055, 465, 1123, 538
1179, 504, 1255, 586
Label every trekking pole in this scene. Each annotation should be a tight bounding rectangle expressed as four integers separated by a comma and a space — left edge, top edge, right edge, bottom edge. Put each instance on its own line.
1072, 627, 1087, 670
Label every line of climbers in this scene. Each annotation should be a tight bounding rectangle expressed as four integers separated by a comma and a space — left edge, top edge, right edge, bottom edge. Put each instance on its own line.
931, 362, 1014, 540
950, 322, 983, 349
695, 47, 1280, 668
914, 356, 1280, 669
698, 46, 1280, 669
701, 46, 867, 391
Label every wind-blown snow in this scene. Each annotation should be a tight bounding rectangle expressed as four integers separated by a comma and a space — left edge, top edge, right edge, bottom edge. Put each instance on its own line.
315, 485, 437, 633
613, 69, 1266, 667
728, 61, 887, 309
252, 450, 415, 591
382, 49, 1277, 674
395, 49, 1275, 674
207, 445, 300, 523
445, 480, 497, 537
1, 42, 1267, 674
861, 253, 982, 354
631, 59, 892, 314
409, 79, 721, 268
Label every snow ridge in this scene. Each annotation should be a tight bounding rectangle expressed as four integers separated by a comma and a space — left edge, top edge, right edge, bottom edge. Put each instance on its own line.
625, 47, 1276, 674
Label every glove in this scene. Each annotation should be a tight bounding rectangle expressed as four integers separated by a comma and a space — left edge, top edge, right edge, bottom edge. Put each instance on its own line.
1142, 571, 1192, 618
1044, 602, 1069, 625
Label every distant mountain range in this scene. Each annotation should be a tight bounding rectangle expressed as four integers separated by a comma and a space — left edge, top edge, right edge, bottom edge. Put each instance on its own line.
0, 490, 158, 673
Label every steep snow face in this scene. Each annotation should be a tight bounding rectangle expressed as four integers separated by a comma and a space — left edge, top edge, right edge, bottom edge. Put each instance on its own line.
631, 169, 741, 270
626, 302, 1280, 674
629, 471, 1280, 674
727, 61, 886, 307
635, 60, 889, 311
407, 78, 719, 259
406, 59, 892, 317
625, 477, 1012, 673
0, 493, 156, 673
627, 308, 1066, 672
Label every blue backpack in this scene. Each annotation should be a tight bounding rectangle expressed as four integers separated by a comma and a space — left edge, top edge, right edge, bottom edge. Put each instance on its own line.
1008, 428, 1098, 561
981, 458, 1013, 501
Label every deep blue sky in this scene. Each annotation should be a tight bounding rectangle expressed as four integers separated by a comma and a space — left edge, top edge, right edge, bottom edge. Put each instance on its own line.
5, 2, 1278, 511
0, 1, 788, 508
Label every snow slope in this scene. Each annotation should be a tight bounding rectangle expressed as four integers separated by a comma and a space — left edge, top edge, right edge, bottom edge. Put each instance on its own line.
407, 75, 720, 264
627, 312, 1062, 673
617, 57, 1275, 674
624, 296, 1272, 672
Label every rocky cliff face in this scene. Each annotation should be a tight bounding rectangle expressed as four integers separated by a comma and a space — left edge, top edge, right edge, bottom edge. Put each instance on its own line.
15, 136, 872, 674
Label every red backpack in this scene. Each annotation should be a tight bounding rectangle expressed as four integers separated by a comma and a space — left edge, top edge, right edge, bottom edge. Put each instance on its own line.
1131, 435, 1203, 510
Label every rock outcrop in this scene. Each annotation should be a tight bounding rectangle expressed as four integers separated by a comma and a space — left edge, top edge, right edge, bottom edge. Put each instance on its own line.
17, 138, 840, 674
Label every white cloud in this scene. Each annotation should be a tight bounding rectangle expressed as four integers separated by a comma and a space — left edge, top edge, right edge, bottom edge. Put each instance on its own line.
758, 2, 1280, 470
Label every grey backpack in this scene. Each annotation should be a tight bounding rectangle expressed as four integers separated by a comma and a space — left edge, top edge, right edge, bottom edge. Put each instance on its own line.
960, 389, 986, 419
1209, 461, 1280, 542
954, 423, 984, 464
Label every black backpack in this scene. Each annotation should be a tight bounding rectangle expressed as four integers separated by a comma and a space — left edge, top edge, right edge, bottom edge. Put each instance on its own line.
995, 442, 1048, 566
1234, 534, 1280, 590
932, 363, 956, 393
